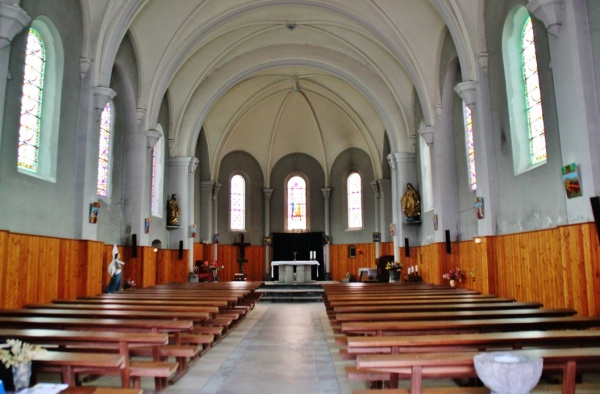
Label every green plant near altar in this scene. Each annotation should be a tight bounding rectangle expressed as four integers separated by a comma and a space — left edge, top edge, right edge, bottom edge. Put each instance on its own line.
0, 339, 46, 368
385, 261, 402, 271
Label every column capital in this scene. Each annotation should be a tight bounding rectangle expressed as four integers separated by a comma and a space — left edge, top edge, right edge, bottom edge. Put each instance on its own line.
370, 180, 380, 198
527, 0, 565, 36
418, 126, 435, 147
0, 3, 30, 50
321, 187, 331, 199
454, 81, 478, 108
136, 108, 146, 125
387, 152, 416, 168
263, 188, 274, 200
188, 157, 199, 173
212, 182, 222, 200
92, 86, 117, 121
80, 57, 93, 79
144, 129, 162, 149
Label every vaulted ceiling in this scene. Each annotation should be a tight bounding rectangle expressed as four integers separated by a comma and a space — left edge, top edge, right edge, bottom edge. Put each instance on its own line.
87, 0, 482, 182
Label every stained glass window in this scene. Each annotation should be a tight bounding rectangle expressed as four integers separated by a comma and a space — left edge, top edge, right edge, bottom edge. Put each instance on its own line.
522, 17, 547, 164
97, 103, 112, 197
347, 172, 362, 228
230, 174, 246, 230
18, 28, 46, 173
287, 176, 306, 231
463, 102, 477, 191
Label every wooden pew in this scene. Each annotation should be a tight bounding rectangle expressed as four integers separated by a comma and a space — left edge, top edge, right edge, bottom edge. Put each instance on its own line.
355, 347, 600, 394
346, 330, 600, 356
0, 328, 168, 389
334, 308, 577, 323
341, 316, 600, 336
331, 301, 542, 314
32, 350, 125, 386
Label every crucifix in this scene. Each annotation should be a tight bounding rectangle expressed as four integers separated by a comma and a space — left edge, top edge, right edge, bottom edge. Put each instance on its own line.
234, 233, 251, 275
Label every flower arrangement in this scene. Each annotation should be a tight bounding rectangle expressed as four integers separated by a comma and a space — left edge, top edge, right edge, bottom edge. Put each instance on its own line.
385, 261, 402, 271
443, 267, 464, 282
207, 261, 224, 271
123, 277, 136, 290
0, 339, 46, 368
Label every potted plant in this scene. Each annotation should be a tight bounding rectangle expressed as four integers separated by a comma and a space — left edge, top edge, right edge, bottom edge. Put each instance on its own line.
0, 339, 46, 391
385, 261, 402, 283
443, 267, 464, 287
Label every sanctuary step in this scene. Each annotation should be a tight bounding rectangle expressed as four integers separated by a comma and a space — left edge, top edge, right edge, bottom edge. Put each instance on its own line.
258, 282, 325, 303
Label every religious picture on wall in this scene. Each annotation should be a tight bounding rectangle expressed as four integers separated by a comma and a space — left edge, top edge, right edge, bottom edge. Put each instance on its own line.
323, 235, 330, 245
475, 197, 484, 219
190, 224, 197, 238
433, 214, 439, 231
145, 217, 151, 233
264, 236, 271, 246
372, 232, 381, 242
389, 223, 395, 237
562, 163, 582, 199
89, 202, 100, 224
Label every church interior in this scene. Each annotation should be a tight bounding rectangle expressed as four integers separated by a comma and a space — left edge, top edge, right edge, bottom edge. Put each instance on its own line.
2, 0, 600, 393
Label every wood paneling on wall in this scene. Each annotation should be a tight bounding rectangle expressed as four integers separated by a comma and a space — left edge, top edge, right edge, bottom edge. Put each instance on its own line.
1, 223, 599, 314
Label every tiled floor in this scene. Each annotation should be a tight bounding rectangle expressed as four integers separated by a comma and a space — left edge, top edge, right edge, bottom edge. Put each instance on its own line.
167, 302, 367, 394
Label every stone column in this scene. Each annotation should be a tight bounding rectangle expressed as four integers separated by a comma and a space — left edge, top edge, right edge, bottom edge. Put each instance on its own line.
76, 86, 116, 240
528, 0, 600, 220
142, 129, 162, 246
200, 181, 214, 244
187, 158, 199, 270
321, 187, 331, 278
0, 3, 30, 154
263, 188, 273, 280
388, 153, 418, 263
456, 75, 499, 237
371, 180, 381, 258
377, 179, 391, 243
169, 157, 194, 252
212, 182, 222, 258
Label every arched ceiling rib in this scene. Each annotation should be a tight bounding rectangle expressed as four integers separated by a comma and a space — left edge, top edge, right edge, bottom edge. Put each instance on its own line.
88, 0, 483, 182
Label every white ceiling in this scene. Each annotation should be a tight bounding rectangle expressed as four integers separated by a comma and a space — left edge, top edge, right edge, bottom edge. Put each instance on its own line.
87, 0, 482, 182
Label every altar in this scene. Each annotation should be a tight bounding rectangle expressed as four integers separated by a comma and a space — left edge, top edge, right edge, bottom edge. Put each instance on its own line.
271, 260, 320, 283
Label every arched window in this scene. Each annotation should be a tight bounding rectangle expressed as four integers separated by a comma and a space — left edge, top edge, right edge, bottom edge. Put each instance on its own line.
463, 102, 477, 191
419, 134, 434, 211
18, 19, 63, 181
522, 17, 547, 165
347, 172, 363, 229
503, 6, 547, 174
287, 175, 307, 231
96, 102, 114, 197
230, 174, 246, 230
151, 125, 165, 217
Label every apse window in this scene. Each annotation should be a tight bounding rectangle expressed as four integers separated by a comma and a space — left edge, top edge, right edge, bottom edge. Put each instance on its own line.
347, 172, 363, 229
287, 175, 307, 231
230, 174, 246, 230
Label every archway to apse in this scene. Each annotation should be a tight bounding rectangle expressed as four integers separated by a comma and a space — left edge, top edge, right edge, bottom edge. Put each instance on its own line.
271, 232, 325, 281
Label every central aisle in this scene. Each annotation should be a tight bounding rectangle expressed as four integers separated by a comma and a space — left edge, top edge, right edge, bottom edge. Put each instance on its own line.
166, 303, 364, 394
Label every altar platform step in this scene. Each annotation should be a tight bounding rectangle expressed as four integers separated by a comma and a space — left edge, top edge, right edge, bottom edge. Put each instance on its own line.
257, 282, 325, 303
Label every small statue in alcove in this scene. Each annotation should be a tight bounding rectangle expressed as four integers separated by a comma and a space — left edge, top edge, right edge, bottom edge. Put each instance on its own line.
401, 183, 421, 222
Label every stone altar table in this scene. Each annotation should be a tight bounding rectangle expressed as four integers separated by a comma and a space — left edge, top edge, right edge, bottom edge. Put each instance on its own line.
271, 261, 320, 283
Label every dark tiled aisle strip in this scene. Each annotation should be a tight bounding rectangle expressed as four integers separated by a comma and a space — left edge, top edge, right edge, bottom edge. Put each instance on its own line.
199, 303, 341, 394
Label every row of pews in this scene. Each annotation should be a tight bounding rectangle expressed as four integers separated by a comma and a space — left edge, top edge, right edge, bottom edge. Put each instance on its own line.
0, 281, 264, 392
322, 282, 600, 394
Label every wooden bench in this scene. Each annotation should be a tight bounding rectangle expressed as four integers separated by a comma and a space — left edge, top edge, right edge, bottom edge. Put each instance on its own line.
341, 316, 600, 336
32, 350, 125, 386
79, 360, 179, 392
55, 387, 143, 394
355, 347, 600, 394
352, 383, 600, 394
